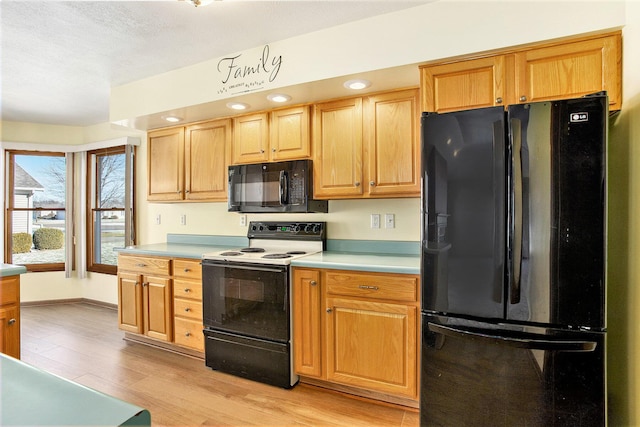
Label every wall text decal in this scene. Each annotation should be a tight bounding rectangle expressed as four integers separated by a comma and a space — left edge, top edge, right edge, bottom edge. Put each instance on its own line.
216, 45, 283, 96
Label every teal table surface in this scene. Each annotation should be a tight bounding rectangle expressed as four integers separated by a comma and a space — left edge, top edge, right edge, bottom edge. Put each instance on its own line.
0, 353, 150, 426
0, 264, 27, 277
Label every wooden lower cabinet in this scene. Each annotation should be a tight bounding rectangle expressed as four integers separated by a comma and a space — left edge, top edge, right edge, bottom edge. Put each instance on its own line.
117, 254, 205, 355
0, 275, 21, 359
173, 259, 204, 352
292, 267, 420, 405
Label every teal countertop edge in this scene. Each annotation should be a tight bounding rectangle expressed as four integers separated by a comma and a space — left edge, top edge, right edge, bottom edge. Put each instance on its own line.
114, 234, 420, 274
1, 353, 150, 426
0, 263, 28, 277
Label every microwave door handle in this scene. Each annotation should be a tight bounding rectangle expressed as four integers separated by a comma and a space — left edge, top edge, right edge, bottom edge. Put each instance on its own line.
279, 170, 288, 205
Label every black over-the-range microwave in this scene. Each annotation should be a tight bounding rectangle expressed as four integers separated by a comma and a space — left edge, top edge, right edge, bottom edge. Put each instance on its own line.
228, 160, 328, 213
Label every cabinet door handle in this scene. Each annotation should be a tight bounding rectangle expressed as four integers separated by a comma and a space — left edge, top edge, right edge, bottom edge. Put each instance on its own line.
519, 95, 527, 102
309, 280, 317, 286
184, 288, 191, 293
135, 281, 140, 286
495, 97, 503, 104
185, 332, 192, 337
142, 282, 148, 287
358, 285, 379, 291
183, 268, 191, 273
8, 318, 16, 326
326, 308, 333, 314
185, 307, 192, 312
369, 181, 376, 187
354, 181, 361, 187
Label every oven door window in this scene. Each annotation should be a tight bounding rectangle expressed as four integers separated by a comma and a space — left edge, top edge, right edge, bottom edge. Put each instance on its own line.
229, 171, 286, 208
203, 262, 289, 342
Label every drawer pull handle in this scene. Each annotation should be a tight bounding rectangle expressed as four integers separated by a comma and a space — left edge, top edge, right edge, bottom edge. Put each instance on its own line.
8, 318, 16, 326
185, 307, 192, 312
142, 282, 148, 287
309, 280, 317, 286
359, 285, 379, 291
183, 268, 191, 272
184, 288, 191, 293
185, 332, 192, 337
136, 263, 147, 267
326, 308, 333, 314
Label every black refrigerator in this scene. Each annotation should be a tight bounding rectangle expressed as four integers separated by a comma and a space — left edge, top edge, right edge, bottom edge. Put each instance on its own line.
420, 94, 607, 426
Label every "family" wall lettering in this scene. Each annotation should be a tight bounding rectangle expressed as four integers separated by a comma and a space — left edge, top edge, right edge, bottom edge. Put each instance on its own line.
216, 45, 283, 95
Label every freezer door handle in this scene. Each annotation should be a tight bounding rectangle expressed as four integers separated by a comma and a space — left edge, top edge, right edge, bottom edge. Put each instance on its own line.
428, 323, 597, 352
509, 118, 524, 304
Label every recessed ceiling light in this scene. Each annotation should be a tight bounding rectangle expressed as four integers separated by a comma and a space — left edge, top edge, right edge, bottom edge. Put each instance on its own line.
344, 79, 371, 90
227, 102, 250, 111
164, 116, 182, 123
267, 93, 291, 103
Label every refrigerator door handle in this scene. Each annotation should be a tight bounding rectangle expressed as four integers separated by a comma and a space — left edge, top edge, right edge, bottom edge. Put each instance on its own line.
428, 323, 597, 352
509, 119, 523, 304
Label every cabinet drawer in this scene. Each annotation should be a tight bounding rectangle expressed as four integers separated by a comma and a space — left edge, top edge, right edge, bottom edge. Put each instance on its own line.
174, 298, 203, 321
325, 272, 418, 302
174, 279, 202, 301
174, 317, 204, 351
118, 255, 170, 276
0, 277, 19, 305
174, 259, 202, 280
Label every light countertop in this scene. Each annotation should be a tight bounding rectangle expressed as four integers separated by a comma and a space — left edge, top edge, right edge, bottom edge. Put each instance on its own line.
115, 235, 420, 275
291, 251, 419, 275
0, 353, 150, 426
0, 263, 27, 277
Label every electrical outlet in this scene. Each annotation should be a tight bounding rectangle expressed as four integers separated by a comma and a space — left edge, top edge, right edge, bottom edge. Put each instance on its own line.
155, 214, 161, 225
240, 214, 247, 227
370, 214, 380, 229
385, 213, 395, 229
180, 214, 187, 226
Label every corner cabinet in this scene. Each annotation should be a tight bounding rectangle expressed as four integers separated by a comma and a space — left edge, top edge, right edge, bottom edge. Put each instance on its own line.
292, 267, 420, 407
313, 88, 420, 199
0, 276, 21, 359
147, 118, 231, 202
231, 106, 311, 165
420, 32, 622, 113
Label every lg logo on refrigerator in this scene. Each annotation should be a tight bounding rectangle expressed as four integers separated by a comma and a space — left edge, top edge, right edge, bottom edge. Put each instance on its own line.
570, 112, 589, 122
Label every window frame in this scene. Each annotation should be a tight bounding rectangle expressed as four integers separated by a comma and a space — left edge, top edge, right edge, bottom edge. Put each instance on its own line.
86, 146, 135, 275
4, 150, 69, 272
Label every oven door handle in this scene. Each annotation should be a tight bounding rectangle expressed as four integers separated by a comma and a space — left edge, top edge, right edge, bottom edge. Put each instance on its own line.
202, 261, 287, 273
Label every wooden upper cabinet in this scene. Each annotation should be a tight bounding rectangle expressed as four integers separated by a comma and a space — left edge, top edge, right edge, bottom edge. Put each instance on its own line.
420, 32, 622, 113
313, 90, 419, 200
147, 127, 184, 201
232, 107, 311, 165
364, 89, 420, 197
185, 119, 231, 201
313, 97, 364, 198
514, 33, 622, 110
231, 113, 270, 164
420, 56, 509, 113
270, 106, 311, 161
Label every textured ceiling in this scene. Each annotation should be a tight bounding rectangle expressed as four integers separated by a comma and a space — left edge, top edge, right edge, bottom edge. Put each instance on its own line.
0, 0, 427, 127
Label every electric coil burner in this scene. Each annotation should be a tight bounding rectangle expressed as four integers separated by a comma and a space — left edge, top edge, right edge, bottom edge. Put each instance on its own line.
201, 221, 326, 388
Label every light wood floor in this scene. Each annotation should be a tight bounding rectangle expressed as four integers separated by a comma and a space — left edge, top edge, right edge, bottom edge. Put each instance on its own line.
20, 302, 419, 427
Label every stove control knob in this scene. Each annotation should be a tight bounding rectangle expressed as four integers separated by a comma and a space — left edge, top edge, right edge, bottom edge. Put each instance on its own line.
305, 224, 313, 233
313, 224, 322, 233
292, 225, 300, 232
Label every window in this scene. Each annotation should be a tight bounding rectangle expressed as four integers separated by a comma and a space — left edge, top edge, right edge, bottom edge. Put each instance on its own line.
86, 146, 135, 274
5, 151, 69, 272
